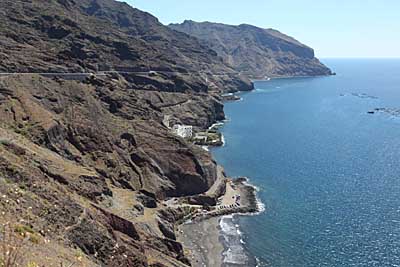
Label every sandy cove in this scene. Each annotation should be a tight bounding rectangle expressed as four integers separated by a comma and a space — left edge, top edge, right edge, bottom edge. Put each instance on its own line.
176, 176, 260, 267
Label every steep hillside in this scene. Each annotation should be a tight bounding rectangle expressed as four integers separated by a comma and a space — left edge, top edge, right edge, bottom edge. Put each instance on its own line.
0, 73, 226, 267
0, 0, 243, 266
169, 20, 333, 79
0, 0, 252, 92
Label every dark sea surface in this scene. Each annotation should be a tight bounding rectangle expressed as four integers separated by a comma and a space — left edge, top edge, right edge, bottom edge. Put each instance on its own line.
212, 59, 400, 266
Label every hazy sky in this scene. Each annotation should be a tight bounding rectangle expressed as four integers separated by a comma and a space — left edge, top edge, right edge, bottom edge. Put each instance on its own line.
126, 0, 400, 58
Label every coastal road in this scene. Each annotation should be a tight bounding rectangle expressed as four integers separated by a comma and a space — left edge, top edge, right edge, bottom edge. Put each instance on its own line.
205, 165, 226, 196
0, 70, 236, 78
0, 72, 102, 81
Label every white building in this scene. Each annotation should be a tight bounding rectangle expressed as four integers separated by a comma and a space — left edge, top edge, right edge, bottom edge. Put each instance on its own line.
172, 124, 193, 139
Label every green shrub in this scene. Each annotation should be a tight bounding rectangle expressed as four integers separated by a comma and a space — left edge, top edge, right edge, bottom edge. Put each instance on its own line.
13, 225, 40, 245
0, 139, 11, 146
14, 224, 35, 235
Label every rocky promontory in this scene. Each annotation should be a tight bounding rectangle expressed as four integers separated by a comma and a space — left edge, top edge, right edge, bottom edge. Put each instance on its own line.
170, 20, 333, 79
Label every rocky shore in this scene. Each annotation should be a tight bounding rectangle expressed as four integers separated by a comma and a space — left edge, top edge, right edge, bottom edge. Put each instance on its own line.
221, 93, 242, 102
191, 178, 259, 222
176, 177, 261, 267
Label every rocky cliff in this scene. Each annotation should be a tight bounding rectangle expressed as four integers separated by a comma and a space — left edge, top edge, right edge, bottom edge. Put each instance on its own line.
0, 0, 244, 266
169, 20, 332, 79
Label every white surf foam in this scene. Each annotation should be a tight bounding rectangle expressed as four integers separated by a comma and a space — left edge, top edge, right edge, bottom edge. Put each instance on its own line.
242, 178, 266, 215
208, 121, 224, 131
219, 215, 249, 265
201, 146, 209, 151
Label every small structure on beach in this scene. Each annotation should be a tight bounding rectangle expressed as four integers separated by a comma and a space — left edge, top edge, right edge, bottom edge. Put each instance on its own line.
172, 124, 193, 138
193, 132, 208, 142
221, 93, 241, 102
192, 131, 223, 146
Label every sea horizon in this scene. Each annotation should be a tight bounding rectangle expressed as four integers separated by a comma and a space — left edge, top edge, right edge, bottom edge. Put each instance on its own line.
212, 58, 400, 266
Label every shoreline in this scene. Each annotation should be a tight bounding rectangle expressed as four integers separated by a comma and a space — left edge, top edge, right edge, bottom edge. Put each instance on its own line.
177, 217, 224, 267
177, 177, 262, 267
177, 89, 263, 267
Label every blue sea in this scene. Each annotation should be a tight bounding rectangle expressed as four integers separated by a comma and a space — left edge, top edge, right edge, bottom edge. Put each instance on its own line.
212, 59, 400, 267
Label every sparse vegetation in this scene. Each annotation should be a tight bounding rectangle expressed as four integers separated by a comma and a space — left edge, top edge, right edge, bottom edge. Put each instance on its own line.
0, 140, 5, 145
74, 249, 84, 262
13, 224, 41, 246
14, 225, 34, 235
7, 121, 40, 139
0, 140, 11, 146
0, 222, 29, 267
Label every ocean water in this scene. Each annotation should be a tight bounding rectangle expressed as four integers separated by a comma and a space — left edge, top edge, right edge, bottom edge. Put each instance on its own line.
212, 59, 400, 267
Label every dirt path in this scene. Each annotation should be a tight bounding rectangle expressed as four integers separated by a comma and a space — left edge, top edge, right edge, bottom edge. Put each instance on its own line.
205, 165, 226, 196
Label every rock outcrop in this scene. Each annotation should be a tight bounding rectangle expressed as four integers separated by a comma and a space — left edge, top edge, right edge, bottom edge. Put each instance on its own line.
169, 20, 333, 79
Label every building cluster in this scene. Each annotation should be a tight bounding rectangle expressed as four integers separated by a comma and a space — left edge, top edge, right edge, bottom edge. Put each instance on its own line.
172, 124, 193, 139
164, 115, 193, 139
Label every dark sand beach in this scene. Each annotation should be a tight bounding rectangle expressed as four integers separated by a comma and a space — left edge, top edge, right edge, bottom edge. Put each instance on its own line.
177, 217, 223, 267
177, 179, 260, 267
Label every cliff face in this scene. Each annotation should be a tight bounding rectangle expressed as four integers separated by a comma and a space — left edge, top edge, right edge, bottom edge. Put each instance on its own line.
169, 21, 332, 79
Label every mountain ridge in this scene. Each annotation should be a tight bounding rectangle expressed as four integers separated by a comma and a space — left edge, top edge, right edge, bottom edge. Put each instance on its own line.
0, 0, 252, 92
169, 20, 332, 79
